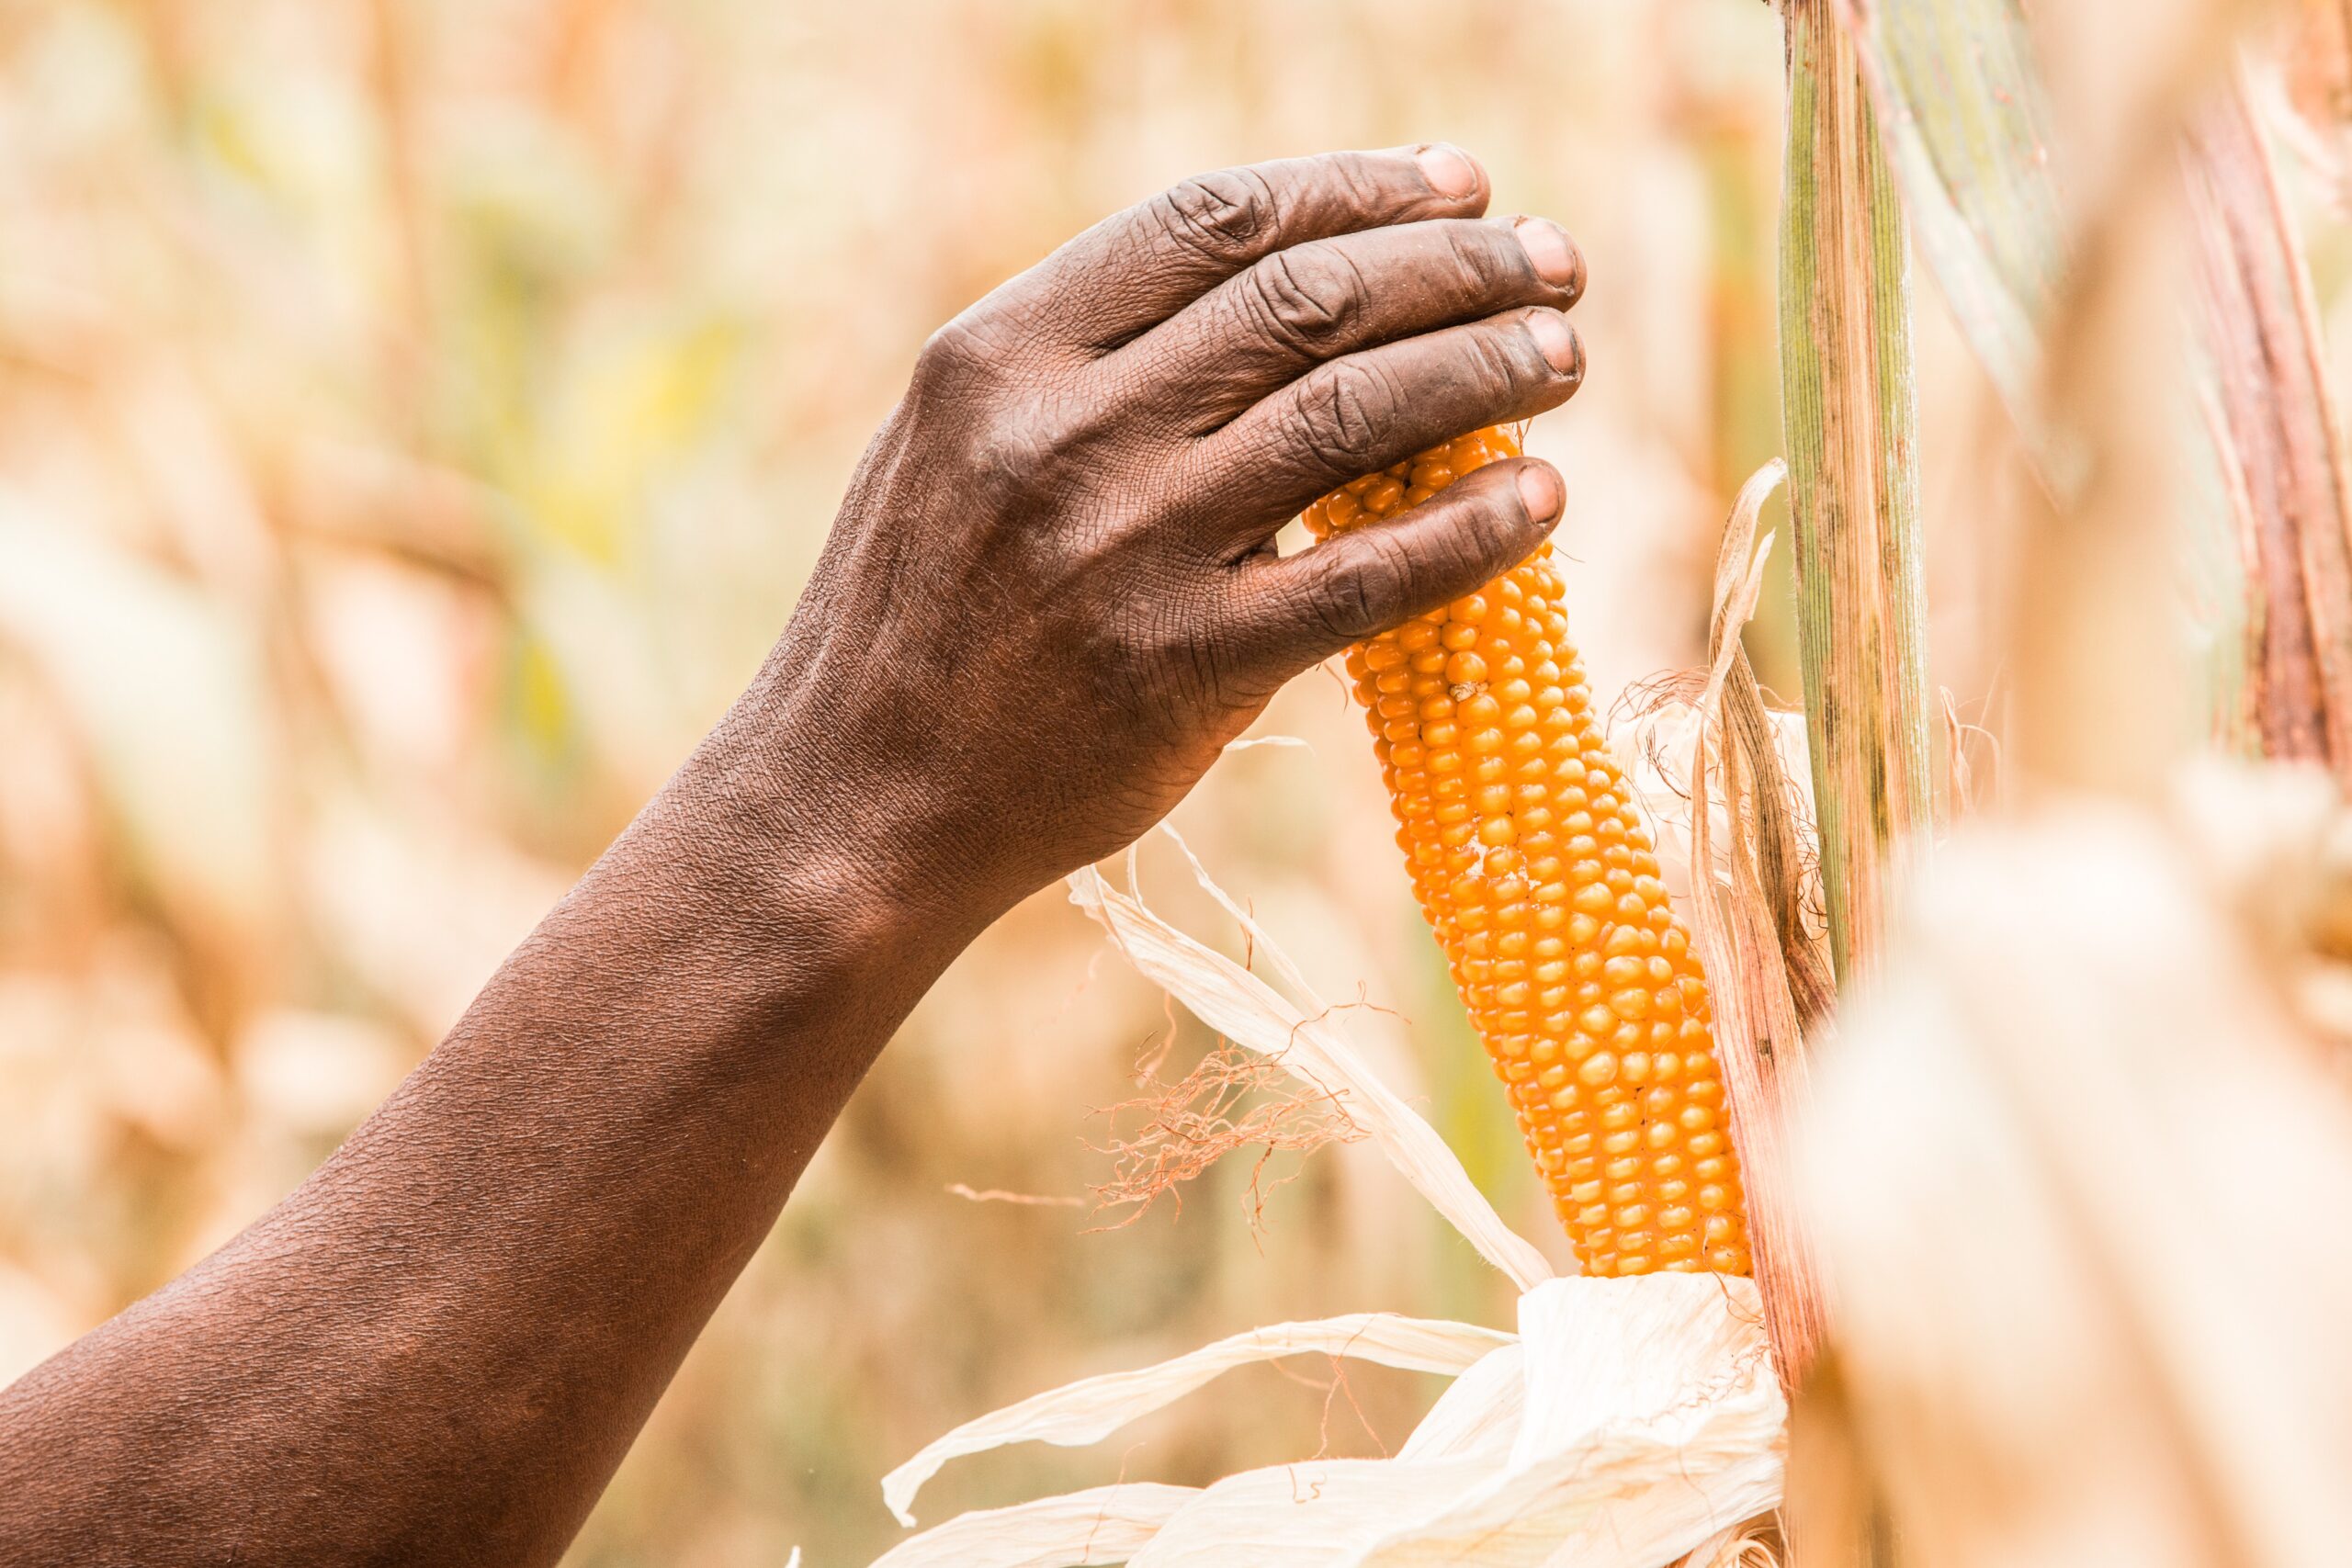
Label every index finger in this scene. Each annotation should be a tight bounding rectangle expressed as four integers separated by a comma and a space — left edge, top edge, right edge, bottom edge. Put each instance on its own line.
1022, 145, 1490, 353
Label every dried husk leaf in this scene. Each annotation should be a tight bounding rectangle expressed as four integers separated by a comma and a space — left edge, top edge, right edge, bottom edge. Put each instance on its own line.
1342, 1277, 1781, 1568
1392, 1343, 1524, 1464
881, 1312, 1511, 1527
1848, 0, 2324, 770
1066, 863, 1555, 1292
1123, 1457, 1500, 1566
1124, 1276, 1782, 1568
869, 1483, 1199, 1568
1837, 0, 2068, 470
873, 863, 1789, 1568
1613, 695, 1816, 951
1683, 461, 1833, 1394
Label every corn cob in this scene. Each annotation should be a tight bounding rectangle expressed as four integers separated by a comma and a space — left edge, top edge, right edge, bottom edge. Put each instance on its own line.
1309, 426, 1752, 1278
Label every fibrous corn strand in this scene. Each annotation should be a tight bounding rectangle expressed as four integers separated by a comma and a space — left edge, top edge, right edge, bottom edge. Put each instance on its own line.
1307, 426, 1752, 1279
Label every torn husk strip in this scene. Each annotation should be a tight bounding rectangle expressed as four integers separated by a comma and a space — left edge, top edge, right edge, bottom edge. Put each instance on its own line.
2183, 69, 2352, 787
1715, 503, 1838, 1039
870, 1483, 1198, 1568
1684, 460, 1832, 1394
883, 1312, 1510, 1526
1778, 0, 1937, 986
1066, 864, 1555, 1292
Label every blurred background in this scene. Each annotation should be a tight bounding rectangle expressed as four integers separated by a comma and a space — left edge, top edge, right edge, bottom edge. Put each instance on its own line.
0, 1, 2041, 1562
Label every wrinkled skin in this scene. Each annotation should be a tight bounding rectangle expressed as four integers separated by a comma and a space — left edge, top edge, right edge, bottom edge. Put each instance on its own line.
0, 145, 1585, 1566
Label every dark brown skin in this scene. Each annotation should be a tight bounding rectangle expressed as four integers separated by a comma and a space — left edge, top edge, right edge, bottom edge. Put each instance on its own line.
0, 145, 1584, 1565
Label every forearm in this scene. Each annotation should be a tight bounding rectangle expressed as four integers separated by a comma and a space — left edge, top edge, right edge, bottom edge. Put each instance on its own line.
0, 701, 988, 1566
0, 143, 1584, 1564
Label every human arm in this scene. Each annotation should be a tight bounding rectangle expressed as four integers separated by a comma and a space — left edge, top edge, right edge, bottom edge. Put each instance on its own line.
0, 143, 1585, 1566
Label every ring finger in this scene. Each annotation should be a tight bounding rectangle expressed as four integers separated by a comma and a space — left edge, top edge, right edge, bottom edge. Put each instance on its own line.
1177, 305, 1586, 555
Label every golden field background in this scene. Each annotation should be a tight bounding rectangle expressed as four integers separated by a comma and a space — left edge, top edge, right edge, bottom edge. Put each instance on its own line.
0, 1, 2285, 1562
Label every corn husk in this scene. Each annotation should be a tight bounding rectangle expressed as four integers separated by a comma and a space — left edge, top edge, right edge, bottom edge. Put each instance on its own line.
881, 1313, 1512, 1528
863, 851, 1790, 1568
1613, 465, 1836, 1393
1681, 463, 1833, 1393
1069, 846, 1552, 1293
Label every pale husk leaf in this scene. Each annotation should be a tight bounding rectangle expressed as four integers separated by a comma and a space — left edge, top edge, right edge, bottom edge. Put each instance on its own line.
874, 861, 1790, 1568
1125, 1457, 1499, 1566
1344, 1275, 1783, 1568
1119, 1275, 1782, 1568
882, 1312, 1510, 1527
869, 1483, 1200, 1568
1065, 864, 1555, 1292
1392, 1343, 1524, 1464
1682, 461, 1833, 1392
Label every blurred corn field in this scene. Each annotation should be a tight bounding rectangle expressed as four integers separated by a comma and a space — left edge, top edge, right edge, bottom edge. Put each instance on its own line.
13, 0, 2352, 1564
0, 3, 1820, 1563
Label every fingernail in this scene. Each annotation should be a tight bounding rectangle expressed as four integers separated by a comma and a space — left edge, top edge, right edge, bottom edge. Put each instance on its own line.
1415, 142, 1480, 198
1517, 461, 1564, 525
1526, 310, 1582, 376
1513, 217, 1584, 294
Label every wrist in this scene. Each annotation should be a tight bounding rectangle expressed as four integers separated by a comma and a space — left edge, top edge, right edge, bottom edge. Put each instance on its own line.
639, 692, 1013, 994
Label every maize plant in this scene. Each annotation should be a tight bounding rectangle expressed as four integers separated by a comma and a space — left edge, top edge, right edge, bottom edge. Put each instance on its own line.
865, 3, 2352, 1567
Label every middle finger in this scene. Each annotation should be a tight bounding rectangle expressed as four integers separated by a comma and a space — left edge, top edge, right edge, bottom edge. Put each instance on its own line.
1104, 215, 1584, 434
1177, 304, 1586, 553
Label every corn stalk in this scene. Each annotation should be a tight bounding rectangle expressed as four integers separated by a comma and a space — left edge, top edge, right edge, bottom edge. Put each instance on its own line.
1776, 0, 1935, 987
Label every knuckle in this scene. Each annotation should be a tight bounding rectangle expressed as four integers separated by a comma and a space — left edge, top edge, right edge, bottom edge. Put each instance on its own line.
1110, 586, 1227, 697
1157, 167, 1278, 262
915, 311, 1005, 392
1435, 499, 1501, 579
1328, 152, 1391, 214
1288, 359, 1398, 478
1445, 223, 1511, 298
1479, 322, 1536, 392
966, 392, 1124, 503
1248, 245, 1363, 352
1453, 323, 1540, 413
912, 324, 974, 391
1317, 530, 1415, 641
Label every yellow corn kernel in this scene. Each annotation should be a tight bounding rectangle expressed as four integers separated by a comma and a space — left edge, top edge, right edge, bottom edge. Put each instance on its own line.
1310, 426, 1752, 1279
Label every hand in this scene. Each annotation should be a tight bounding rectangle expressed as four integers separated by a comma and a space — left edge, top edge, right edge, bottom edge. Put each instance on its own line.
0, 145, 1591, 1568
750, 144, 1587, 919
